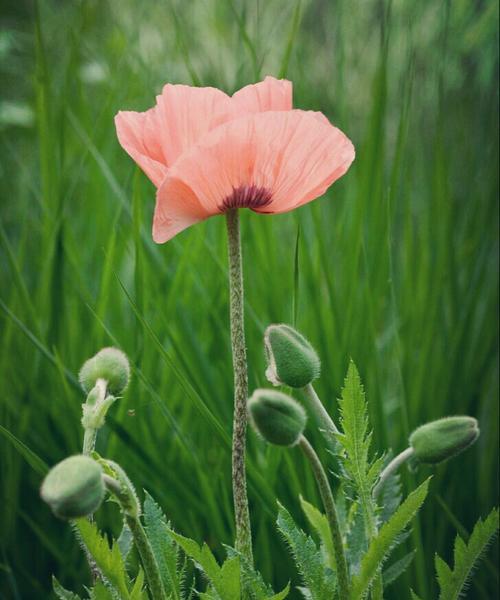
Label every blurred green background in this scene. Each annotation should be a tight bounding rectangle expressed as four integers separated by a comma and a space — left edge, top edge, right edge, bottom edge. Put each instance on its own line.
0, 0, 498, 598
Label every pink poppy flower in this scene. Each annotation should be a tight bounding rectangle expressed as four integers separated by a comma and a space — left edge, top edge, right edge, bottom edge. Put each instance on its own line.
115, 76, 355, 243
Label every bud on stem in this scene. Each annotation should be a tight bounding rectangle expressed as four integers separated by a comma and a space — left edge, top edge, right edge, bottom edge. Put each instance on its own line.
40, 455, 105, 519
264, 324, 320, 389
374, 416, 480, 498
79, 347, 130, 395
248, 389, 306, 447
409, 416, 479, 465
78, 348, 130, 455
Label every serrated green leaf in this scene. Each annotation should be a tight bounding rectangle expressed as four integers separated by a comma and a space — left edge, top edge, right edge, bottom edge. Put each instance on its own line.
88, 581, 114, 600
337, 361, 382, 541
213, 556, 240, 600
378, 454, 403, 523
144, 491, 183, 599
268, 583, 291, 600
337, 361, 385, 598
299, 496, 335, 572
168, 529, 220, 585
410, 591, 423, 600
276, 502, 335, 599
345, 503, 368, 575
382, 551, 415, 588
74, 518, 131, 599
436, 507, 499, 600
52, 576, 82, 600
174, 542, 239, 600
337, 361, 381, 493
130, 568, 147, 600
224, 545, 289, 599
350, 479, 430, 600
117, 522, 134, 563
435, 554, 453, 587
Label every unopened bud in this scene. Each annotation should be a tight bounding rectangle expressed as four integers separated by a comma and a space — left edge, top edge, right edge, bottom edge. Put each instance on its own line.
248, 389, 306, 447
79, 347, 130, 395
409, 416, 479, 465
40, 455, 104, 519
264, 324, 320, 388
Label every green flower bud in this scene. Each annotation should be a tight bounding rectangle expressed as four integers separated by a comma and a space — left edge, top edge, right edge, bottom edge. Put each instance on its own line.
409, 416, 479, 465
40, 455, 104, 519
264, 324, 320, 388
79, 347, 130, 395
248, 389, 307, 447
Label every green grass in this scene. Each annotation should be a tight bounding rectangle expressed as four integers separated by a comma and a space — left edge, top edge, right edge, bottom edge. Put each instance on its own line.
0, 0, 498, 598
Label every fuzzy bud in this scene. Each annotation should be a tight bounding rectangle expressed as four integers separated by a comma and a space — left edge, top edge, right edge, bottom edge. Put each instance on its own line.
409, 416, 479, 465
248, 389, 307, 447
79, 347, 130, 395
264, 324, 320, 388
40, 455, 104, 519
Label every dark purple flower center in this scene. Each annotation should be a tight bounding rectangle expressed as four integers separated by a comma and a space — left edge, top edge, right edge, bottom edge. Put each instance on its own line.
220, 185, 273, 212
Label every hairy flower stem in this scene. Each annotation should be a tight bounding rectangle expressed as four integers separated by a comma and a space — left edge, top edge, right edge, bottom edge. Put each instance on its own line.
373, 447, 415, 499
82, 429, 97, 455
298, 435, 349, 600
103, 475, 166, 600
302, 383, 340, 436
225, 209, 253, 566
126, 515, 166, 600
81, 379, 108, 581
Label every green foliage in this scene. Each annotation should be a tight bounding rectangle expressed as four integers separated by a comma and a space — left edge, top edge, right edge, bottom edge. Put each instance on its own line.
144, 491, 185, 599
382, 551, 416, 589
130, 570, 147, 600
299, 496, 335, 571
168, 530, 239, 599
350, 479, 430, 599
74, 518, 135, 599
225, 546, 290, 599
344, 503, 368, 575
435, 507, 499, 600
378, 456, 403, 524
170, 528, 290, 599
336, 361, 384, 531
88, 581, 117, 600
53, 572, 144, 600
53, 576, 82, 600
117, 521, 134, 562
276, 503, 335, 599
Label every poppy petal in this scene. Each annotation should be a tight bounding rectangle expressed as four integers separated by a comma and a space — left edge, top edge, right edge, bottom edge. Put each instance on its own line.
153, 84, 232, 167
115, 110, 168, 187
154, 110, 354, 234
152, 178, 213, 244
232, 76, 292, 114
